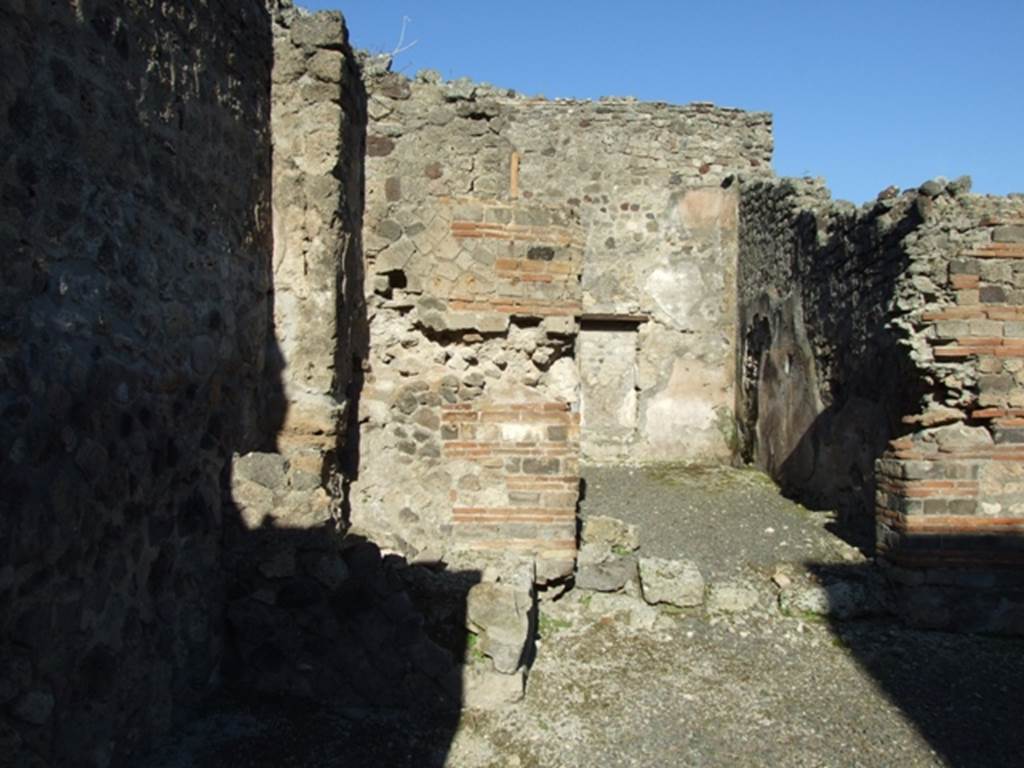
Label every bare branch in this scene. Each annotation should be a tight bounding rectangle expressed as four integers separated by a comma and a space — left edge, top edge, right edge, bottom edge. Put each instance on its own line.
390, 15, 418, 57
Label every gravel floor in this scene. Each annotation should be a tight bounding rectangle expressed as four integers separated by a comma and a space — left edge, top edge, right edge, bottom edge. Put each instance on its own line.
579, 464, 866, 581
143, 465, 1024, 768
462, 605, 1024, 768
145, 608, 1024, 768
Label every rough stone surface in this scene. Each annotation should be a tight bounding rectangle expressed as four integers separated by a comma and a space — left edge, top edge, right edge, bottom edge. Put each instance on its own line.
0, 2, 273, 763
581, 515, 640, 552
462, 662, 527, 710
707, 583, 761, 613
639, 557, 705, 607
268, 2, 368, 476
737, 176, 1024, 627
575, 544, 638, 593
140, 605, 1024, 767
778, 578, 879, 620
466, 581, 534, 675
7, 4, 1024, 764
579, 465, 867, 583
579, 592, 663, 632
351, 63, 773, 576
736, 178, 912, 532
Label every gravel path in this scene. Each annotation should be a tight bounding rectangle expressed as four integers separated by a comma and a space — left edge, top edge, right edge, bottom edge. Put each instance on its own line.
144, 466, 1024, 767
579, 464, 866, 581
462, 605, 1024, 768
145, 608, 1024, 768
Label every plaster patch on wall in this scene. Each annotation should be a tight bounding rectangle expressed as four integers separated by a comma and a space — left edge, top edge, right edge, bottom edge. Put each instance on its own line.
645, 262, 704, 329
642, 357, 733, 461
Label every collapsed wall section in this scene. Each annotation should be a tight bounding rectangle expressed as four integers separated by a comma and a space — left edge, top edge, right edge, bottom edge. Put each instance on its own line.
738, 177, 1024, 631
0, 2, 273, 762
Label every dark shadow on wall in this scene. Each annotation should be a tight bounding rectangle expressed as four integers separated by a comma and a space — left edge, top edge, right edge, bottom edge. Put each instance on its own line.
0, 1, 284, 764
738, 201, 929, 553
139, 477, 480, 767
210, 520, 478, 768
0, 0, 477, 763
803, 562, 1024, 768
772, 363, 924, 556
142, 9, 477, 765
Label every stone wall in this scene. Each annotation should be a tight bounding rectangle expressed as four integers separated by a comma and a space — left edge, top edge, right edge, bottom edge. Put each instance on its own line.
736, 178, 923, 529
875, 193, 1024, 631
7, 7, 1023, 763
493, 94, 769, 465
0, 1, 273, 763
354, 63, 772, 577
267, 4, 368, 479
356, 185, 584, 581
737, 177, 1024, 630
220, 3, 406, 703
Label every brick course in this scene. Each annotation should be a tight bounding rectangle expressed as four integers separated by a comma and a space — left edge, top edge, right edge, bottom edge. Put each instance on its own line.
443, 401, 580, 579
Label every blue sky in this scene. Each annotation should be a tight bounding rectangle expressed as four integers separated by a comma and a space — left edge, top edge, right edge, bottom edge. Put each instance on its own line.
304, 0, 1023, 204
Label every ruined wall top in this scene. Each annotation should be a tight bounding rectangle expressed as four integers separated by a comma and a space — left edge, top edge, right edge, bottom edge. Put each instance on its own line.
359, 55, 774, 192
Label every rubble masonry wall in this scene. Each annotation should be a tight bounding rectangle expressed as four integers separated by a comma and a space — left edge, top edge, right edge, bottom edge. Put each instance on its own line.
0, 1, 273, 763
738, 177, 1024, 630
354, 66, 772, 578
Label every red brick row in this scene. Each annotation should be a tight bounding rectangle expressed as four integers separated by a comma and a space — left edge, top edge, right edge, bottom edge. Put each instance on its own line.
450, 221, 580, 246
886, 447, 1024, 461
922, 305, 1024, 322
460, 538, 577, 552
934, 338, 1024, 358
447, 298, 581, 317
971, 407, 1024, 419
963, 243, 1024, 259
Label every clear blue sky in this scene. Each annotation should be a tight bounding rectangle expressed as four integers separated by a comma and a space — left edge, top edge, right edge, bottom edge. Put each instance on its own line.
304, 0, 1023, 204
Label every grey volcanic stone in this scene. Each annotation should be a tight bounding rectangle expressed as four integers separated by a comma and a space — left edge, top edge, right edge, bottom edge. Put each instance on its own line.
575, 544, 638, 593
463, 662, 526, 709
235, 452, 289, 490
2, 1, 277, 762
639, 557, 705, 607
467, 582, 534, 674
582, 515, 640, 552
708, 582, 760, 613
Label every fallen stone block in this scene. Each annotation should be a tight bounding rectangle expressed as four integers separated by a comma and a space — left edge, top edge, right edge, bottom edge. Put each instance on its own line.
639, 557, 704, 607
582, 515, 640, 552
707, 582, 760, 613
466, 581, 534, 674
575, 543, 638, 593
583, 592, 660, 632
